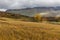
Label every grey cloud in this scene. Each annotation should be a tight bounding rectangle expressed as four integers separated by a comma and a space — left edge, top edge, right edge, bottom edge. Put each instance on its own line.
0, 0, 60, 9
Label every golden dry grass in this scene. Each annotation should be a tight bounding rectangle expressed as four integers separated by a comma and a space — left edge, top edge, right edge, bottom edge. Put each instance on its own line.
0, 17, 60, 40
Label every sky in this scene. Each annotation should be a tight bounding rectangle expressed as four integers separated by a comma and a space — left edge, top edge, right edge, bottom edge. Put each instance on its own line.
0, 0, 60, 10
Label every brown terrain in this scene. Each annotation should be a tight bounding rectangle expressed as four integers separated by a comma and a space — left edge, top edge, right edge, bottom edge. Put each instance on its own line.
0, 11, 60, 40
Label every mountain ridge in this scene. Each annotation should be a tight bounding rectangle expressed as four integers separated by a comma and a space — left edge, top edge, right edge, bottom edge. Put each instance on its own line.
6, 7, 60, 17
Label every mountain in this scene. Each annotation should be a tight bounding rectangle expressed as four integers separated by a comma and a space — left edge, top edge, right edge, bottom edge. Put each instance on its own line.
6, 7, 55, 17
6, 7, 60, 18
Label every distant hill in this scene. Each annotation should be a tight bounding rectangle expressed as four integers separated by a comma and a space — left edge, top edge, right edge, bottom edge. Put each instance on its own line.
0, 11, 35, 22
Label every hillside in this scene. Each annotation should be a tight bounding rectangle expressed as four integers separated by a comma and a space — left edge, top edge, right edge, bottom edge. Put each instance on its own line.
0, 11, 35, 22
0, 17, 60, 40
0, 11, 60, 40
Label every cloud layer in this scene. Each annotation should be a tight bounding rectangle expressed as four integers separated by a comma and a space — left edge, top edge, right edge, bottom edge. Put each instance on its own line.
0, 0, 60, 9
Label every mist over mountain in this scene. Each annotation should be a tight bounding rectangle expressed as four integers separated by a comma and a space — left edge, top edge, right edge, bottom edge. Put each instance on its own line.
6, 7, 60, 17
0, 9, 7, 11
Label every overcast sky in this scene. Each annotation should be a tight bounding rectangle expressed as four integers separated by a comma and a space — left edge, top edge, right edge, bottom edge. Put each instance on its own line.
0, 0, 60, 9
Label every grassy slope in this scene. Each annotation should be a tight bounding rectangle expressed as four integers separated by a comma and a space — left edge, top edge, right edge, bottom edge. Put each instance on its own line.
0, 17, 60, 40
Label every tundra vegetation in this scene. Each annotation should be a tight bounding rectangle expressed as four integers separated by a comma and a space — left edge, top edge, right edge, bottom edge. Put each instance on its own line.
0, 12, 60, 40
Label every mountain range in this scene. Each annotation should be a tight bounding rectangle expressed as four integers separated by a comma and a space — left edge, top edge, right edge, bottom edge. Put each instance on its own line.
6, 6, 60, 17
